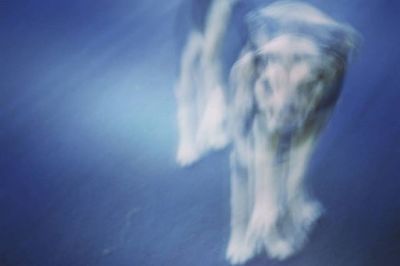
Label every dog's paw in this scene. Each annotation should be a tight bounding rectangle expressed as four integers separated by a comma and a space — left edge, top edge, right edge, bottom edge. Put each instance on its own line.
291, 199, 323, 231
226, 235, 254, 265
265, 238, 295, 260
176, 144, 200, 166
245, 209, 276, 246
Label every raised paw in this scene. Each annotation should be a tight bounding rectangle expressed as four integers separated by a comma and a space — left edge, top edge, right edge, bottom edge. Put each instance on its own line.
176, 144, 200, 166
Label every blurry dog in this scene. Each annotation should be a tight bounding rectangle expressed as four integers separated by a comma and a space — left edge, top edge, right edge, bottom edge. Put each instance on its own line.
175, 1, 358, 264
226, 2, 358, 263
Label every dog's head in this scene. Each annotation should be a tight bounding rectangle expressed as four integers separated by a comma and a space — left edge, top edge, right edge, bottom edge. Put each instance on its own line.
230, 1, 358, 136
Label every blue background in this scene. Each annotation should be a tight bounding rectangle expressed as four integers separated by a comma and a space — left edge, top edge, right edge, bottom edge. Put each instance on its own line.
1, 1, 400, 265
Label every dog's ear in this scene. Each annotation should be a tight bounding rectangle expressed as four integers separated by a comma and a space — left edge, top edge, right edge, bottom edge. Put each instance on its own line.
228, 48, 258, 138
314, 23, 360, 113
336, 24, 361, 62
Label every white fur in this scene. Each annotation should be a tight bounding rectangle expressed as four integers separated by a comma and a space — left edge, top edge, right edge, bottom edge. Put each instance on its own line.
225, 2, 357, 263
175, 0, 237, 166
175, 1, 358, 264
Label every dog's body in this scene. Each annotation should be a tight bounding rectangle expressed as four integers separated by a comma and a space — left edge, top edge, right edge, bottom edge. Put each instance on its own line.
226, 25, 354, 262
175, 1, 358, 264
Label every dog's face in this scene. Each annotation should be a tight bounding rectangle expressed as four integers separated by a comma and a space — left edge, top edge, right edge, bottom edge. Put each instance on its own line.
253, 34, 330, 135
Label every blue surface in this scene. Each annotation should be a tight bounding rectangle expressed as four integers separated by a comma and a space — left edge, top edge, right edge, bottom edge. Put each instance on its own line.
1, 1, 400, 265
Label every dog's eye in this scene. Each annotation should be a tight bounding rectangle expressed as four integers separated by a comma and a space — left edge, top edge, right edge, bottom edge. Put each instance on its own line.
261, 79, 272, 94
256, 54, 268, 68
255, 53, 280, 75
255, 78, 271, 97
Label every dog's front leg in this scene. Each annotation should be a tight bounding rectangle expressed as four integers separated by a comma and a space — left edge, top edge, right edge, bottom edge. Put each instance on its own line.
245, 120, 280, 254
226, 149, 255, 265
284, 137, 323, 250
